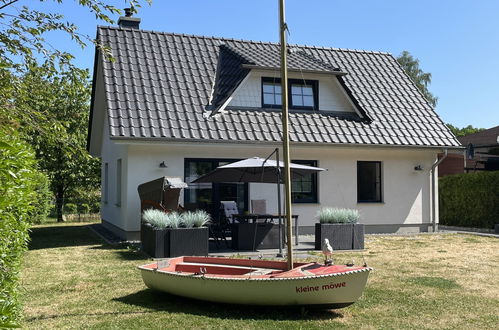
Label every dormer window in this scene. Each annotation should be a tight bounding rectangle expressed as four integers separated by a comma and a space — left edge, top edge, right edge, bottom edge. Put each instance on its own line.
262, 79, 282, 107
261, 77, 318, 110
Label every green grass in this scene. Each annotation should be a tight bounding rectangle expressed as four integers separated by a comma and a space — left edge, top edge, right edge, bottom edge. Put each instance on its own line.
21, 223, 499, 329
406, 276, 461, 289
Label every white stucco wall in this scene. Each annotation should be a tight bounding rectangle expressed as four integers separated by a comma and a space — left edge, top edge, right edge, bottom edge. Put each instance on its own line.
228, 70, 355, 113
99, 114, 129, 230
113, 142, 437, 235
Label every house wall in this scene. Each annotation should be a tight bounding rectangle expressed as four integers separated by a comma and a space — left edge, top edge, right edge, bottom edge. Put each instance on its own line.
228, 70, 356, 113
114, 141, 438, 240
99, 107, 130, 238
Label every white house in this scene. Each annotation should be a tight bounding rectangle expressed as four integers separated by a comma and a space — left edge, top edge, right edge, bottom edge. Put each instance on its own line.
87, 16, 461, 241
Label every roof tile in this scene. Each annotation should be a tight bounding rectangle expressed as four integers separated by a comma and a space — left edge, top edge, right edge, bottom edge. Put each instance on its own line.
95, 26, 460, 148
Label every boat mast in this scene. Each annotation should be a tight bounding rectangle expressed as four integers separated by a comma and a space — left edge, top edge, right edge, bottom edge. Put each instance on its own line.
279, 0, 294, 270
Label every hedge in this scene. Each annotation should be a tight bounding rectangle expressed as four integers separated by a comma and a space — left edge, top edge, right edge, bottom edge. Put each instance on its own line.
439, 171, 499, 229
0, 128, 39, 327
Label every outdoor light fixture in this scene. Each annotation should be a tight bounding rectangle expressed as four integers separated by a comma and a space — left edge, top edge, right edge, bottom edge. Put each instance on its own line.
414, 165, 423, 171
159, 161, 167, 168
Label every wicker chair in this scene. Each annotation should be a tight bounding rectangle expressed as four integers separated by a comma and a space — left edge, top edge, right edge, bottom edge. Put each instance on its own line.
137, 177, 188, 213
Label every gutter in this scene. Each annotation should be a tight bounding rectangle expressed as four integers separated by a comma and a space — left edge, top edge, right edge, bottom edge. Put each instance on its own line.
430, 149, 448, 232
110, 136, 464, 150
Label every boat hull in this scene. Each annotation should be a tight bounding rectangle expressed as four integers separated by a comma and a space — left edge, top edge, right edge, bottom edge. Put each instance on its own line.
139, 258, 371, 308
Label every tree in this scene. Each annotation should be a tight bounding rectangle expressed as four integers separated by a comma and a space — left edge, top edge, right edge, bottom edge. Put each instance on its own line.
0, 0, 150, 69
14, 63, 100, 221
446, 124, 485, 137
396, 50, 438, 107
0, 1, 150, 325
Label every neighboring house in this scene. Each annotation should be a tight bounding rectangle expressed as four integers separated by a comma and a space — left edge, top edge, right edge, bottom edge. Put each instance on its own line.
87, 15, 461, 241
438, 125, 499, 176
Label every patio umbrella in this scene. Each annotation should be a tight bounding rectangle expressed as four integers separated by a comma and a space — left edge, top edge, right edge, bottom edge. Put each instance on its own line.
192, 157, 325, 184
192, 153, 325, 255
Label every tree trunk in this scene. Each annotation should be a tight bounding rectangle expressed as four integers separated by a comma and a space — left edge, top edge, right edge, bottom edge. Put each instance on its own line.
56, 186, 65, 222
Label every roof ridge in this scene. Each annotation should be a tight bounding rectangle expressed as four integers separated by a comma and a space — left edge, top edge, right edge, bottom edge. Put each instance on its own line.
96, 25, 393, 56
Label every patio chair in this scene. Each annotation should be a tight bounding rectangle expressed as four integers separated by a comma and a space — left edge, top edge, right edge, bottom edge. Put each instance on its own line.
137, 176, 188, 214
209, 201, 239, 248
220, 201, 239, 223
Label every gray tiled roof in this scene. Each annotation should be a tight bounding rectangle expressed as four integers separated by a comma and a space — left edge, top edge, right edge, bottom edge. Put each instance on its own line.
94, 26, 461, 148
208, 44, 346, 112
225, 43, 338, 72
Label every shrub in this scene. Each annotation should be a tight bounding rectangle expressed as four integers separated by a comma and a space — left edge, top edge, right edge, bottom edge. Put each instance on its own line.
78, 203, 91, 215
90, 200, 100, 213
64, 203, 77, 215
66, 189, 101, 214
0, 129, 38, 327
182, 210, 211, 228
317, 207, 360, 224
439, 172, 499, 229
30, 172, 52, 224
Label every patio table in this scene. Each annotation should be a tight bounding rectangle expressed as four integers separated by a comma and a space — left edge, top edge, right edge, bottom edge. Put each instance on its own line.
232, 214, 299, 245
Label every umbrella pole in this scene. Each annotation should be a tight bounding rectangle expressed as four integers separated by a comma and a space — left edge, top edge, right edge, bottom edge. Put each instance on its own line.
276, 148, 283, 257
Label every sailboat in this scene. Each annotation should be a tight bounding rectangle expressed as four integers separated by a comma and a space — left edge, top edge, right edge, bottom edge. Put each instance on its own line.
138, 0, 372, 308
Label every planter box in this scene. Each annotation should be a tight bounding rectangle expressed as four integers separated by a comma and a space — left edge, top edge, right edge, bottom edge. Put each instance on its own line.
315, 223, 364, 250
231, 223, 283, 250
141, 224, 209, 258
169, 227, 209, 257
141, 223, 169, 258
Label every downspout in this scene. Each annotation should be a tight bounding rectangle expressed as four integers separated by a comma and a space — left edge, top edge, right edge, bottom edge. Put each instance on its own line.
431, 149, 448, 232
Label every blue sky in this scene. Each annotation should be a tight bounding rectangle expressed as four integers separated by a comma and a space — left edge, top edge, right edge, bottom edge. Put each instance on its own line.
29, 0, 499, 129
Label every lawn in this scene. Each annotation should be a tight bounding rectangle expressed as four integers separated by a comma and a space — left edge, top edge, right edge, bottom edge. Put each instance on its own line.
21, 222, 498, 329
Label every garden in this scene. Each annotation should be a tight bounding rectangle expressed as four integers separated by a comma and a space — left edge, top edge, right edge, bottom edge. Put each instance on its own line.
20, 220, 498, 329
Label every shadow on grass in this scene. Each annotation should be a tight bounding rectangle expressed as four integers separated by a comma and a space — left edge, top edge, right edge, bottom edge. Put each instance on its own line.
28, 224, 101, 250
90, 244, 148, 261
114, 289, 344, 321
29, 224, 148, 261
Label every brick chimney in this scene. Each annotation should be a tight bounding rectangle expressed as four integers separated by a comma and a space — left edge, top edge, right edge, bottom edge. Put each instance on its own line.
118, 8, 141, 29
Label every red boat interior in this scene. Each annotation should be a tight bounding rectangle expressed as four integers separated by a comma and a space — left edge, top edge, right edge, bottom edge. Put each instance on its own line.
141, 256, 368, 278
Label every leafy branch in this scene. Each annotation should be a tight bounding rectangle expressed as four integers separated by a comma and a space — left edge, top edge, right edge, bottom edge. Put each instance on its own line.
0, 0, 150, 69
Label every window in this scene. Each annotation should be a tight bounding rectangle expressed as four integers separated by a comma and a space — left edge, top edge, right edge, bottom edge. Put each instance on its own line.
116, 159, 122, 206
290, 82, 314, 109
184, 159, 248, 220
357, 161, 382, 203
104, 163, 109, 204
291, 160, 318, 203
262, 79, 282, 107
262, 78, 318, 110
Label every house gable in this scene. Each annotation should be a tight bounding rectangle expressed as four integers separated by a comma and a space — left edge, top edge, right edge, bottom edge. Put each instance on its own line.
228, 70, 359, 114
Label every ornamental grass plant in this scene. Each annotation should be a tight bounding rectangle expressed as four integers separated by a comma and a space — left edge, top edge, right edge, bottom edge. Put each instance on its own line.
166, 212, 182, 229
142, 209, 170, 230
317, 207, 360, 224
142, 209, 210, 229
182, 210, 211, 228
